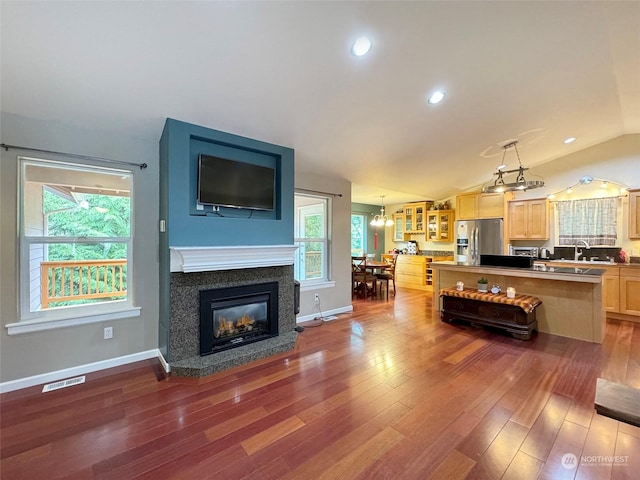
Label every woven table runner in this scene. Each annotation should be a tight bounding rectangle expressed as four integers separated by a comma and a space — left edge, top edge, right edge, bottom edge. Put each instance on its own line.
439, 287, 542, 314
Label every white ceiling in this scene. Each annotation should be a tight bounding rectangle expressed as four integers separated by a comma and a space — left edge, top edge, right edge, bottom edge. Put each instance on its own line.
2, 1, 639, 205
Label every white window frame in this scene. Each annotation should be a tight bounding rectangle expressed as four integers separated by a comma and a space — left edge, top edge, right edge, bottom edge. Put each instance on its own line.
7, 156, 139, 335
294, 193, 331, 286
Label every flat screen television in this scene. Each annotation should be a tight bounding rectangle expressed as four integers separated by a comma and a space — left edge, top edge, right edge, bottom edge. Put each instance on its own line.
197, 154, 275, 211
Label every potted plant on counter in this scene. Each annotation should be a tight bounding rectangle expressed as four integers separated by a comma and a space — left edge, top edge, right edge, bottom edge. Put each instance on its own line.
477, 277, 489, 293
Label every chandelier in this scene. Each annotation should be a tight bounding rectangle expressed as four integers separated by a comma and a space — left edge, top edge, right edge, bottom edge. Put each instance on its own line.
370, 195, 394, 227
482, 141, 544, 193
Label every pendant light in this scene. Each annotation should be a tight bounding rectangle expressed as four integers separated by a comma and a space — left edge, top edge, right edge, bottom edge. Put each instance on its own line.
483, 141, 544, 193
370, 195, 394, 227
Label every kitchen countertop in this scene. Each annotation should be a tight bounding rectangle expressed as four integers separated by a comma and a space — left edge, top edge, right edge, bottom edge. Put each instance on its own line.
431, 261, 605, 283
546, 259, 640, 269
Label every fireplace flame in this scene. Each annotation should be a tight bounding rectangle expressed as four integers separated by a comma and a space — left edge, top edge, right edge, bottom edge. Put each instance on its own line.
215, 314, 256, 338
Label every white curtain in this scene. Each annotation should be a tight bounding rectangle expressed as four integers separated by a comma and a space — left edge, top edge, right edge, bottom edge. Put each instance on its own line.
555, 198, 617, 246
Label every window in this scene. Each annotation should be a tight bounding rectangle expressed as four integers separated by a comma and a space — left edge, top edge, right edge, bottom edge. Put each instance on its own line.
555, 198, 618, 246
16, 157, 134, 329
294, 193, 330, 283
351, 214, 366, 256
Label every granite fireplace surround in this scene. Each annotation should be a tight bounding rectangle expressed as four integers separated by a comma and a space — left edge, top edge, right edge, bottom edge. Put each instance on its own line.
168, 246, 298, 377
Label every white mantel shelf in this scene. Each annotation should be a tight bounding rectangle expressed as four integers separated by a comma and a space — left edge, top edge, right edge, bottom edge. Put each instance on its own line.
170, 245, 298, 273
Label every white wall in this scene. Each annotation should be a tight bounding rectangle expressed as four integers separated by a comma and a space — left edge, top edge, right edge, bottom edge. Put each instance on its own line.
295, 172, 353, 319
0, 112, 159, 383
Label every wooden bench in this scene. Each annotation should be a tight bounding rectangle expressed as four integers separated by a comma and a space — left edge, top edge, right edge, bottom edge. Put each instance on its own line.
439, 287, 541, 340
595, 378, 640, 427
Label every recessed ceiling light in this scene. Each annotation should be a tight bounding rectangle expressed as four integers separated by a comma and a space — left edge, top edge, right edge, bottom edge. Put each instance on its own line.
427, 91, 446, 105
563, 137, 577, 144
351, 37, 372, 56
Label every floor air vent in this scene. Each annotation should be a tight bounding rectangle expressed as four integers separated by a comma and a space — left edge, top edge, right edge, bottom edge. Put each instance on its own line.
42, 376, 86, 393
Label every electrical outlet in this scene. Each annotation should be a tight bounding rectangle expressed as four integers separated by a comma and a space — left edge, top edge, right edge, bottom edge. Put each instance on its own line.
103, 327, 113, 340
314, 293, 320, 304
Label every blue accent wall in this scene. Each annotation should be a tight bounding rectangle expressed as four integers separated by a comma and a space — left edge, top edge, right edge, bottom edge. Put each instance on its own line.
160, 118, 294, 246
158, 118, 294, 360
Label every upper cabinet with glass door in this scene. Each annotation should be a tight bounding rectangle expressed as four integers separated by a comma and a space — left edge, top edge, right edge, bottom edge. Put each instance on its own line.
427, 210, 454, 242
392, 212, 405, 242
403, 202, 431, 234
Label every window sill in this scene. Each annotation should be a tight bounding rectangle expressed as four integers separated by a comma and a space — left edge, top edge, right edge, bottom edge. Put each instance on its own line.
300, 280, 336, 292
6, 307, 141, 335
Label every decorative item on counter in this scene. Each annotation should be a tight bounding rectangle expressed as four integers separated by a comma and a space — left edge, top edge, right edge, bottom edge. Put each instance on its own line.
506, 287, 516, 298
490, 284, 501, 294
456, 281, 464, 291
617, 250, 627, 263
477, 277, 489, 293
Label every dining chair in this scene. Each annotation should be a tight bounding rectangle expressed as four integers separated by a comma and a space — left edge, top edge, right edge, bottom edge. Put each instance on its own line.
351, 256, 376, 299
375, 254, 397, 300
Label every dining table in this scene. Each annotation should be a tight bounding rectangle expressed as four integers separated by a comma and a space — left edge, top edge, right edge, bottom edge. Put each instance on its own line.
363, 260, 391, 273
351, 258, 391, 299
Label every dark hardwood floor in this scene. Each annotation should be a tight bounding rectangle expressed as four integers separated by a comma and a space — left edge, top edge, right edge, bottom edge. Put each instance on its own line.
2, 288, 639, 479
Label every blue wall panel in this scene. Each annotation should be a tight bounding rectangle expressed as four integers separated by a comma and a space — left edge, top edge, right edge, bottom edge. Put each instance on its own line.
160, 118, 294, 247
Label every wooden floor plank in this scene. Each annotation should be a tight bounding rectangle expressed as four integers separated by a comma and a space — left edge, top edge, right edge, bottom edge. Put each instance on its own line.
240, 415, 306, 455
317, 426, 404, 479
1, 288, 639, 480
502, 450, 545, 480
425, 448, 475, 480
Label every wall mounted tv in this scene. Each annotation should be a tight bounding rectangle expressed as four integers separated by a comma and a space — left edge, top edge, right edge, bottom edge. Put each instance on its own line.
197, 154, 276, 211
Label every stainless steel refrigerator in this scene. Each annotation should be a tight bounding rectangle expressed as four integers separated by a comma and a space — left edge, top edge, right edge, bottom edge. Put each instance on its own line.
455, 219, 504, 264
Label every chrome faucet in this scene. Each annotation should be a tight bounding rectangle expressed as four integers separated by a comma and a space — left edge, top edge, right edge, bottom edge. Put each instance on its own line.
574, 240, 590, 261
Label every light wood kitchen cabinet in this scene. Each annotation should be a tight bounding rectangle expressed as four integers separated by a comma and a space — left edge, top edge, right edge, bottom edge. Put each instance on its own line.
620, 268, 640, 316
543, 262, 638, 319
629, 189, 640, 239
392, 212, 405, 242
426, 210, 454, 242
456, 193, 507, 220
603, 268, 620, 313
403, 202, 431, 234
508, 199, 549, 240
396, 254, 454, 291
395, 255, 428, 290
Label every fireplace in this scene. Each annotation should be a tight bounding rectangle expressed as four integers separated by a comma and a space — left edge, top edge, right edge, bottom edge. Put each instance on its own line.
167, 245, 298, 378
200, 282, 278, 355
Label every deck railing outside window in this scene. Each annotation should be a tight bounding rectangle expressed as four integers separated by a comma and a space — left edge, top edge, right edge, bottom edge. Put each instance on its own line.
40, 259, 127, 308
305, 251, 322, 279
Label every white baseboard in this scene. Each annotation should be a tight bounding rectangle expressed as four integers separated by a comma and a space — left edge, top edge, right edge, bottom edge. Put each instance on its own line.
296, 304, 353, 323
0, 349, 164, 394
157, 351, 171, 374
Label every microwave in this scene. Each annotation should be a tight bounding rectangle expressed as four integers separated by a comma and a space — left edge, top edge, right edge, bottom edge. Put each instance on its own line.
509, 246, 539, 257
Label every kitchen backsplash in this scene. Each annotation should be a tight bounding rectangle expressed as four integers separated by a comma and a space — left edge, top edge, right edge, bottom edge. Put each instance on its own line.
552, 246, 621, 262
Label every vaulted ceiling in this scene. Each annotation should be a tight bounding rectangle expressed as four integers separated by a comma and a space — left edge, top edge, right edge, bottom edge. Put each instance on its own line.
2, 1, 638, 204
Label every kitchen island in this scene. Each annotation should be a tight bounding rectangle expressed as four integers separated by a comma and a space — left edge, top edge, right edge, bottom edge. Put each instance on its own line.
431, 262, 605, 343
